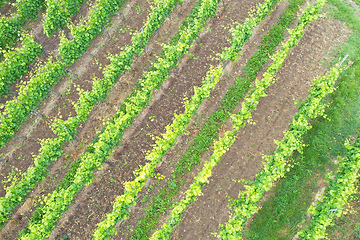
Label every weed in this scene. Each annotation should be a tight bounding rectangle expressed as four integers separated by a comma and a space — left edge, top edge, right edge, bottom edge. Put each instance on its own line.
136, 5, 141, 14
140, 195, 148, 203
148, 182, 155, 192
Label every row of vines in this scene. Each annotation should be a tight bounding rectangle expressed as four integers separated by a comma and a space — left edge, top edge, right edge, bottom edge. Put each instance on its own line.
0, 0, 356, 239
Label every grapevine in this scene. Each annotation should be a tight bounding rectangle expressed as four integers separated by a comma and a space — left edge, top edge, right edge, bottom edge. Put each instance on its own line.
0, 0, 45, 53
18, 0, 220, 238
43, 0, 86, 37
0, 35, 43, 97
59, 0, 128, 65
297, 133, 360, 239
219, 64, 340, 240
219, 0, 281, 62
93, 66, 223, 239
150, 2, 325, 239
0, 0, 181, 227
0, 60, 66, 148
0, 0, 11, 9
0, 0, 132, 149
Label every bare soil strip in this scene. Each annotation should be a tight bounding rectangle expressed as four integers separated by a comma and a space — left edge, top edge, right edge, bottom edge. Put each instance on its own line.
0, 1, 15, 15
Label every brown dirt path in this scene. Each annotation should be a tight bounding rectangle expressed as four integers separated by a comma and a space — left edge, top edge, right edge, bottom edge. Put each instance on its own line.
0, 1, 14, 15
167, 17, 351, 240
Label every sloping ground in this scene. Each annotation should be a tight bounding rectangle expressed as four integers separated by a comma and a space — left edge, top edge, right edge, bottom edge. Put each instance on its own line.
0, 0, 355, 239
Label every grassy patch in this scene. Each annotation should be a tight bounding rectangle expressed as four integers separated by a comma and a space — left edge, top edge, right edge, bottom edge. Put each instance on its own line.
244, 1, 360, 239
128, 0, 306, 238
353, 0, 360, 7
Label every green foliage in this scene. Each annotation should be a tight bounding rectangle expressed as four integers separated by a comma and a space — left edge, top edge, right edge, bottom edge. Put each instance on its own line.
18, 0, 218, 238
218, 1, 328, 239
43, 0, 86, 37
298, 135, 360, 239
0, 59, 66, 148
0, 0, 157, 158
131, 0, 303, 237
245, 1, 360, 239
0, 0, 11, 9
58, 0, 128, 65
245, 60, 360, 240
0, 0, 182, 230
218, 0, 282, 62
220, 65, 339, 239
148, 0, 320, 238
93, 66, 222, 239
0, 0, 45, 54
0, 35, 43, 97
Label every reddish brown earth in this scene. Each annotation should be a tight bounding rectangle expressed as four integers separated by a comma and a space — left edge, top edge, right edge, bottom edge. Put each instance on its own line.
0, 0, 352, 240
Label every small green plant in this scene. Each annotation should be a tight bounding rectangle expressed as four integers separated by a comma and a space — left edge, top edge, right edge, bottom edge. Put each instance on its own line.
140, 195, 148, 203
2, 166, 22, 185
148, 182, 155, 192
136, 5, 141, 14
31, 119, 38, 126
